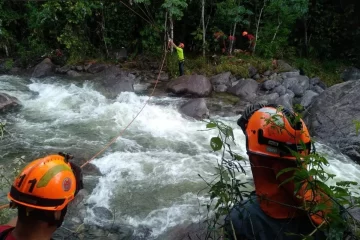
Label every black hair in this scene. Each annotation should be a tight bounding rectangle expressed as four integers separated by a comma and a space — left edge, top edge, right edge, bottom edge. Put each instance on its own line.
17, 204, 68, 228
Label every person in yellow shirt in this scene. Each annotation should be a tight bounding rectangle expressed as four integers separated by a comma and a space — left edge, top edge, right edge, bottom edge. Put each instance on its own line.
169, 39, 185, 76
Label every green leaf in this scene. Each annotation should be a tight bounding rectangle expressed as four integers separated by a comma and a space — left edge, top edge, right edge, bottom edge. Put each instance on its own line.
276, 167, 297, 179
206, 122, 217, 129
210, 137, 223, 151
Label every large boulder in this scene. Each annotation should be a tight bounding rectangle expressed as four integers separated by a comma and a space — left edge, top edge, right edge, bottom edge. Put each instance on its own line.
341, 67, 360, 81
210, 72, 231, 92
228, 79, 259, 101
94, 66, 134, 98
0, 93, 21, 113
167, 74, 212, 97
179, 98, 209, 120
303, 80, 360, 163
300, 90, 319, 108
32, 58, 55, 78
86, 63, 108, 74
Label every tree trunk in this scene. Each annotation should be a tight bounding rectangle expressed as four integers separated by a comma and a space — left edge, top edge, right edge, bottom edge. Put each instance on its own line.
101, 5, 109, 58
229, 22, 237, 55
304, 18, 308, 57
254, 0, 267, 54
4, 45, 9, 57
164, 11, 168, 51
201, 0, 206, 57
169, 14, 174, 53
271, 15, 282, 44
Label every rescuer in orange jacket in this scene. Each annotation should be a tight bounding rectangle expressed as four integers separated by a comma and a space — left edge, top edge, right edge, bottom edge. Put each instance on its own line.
224, 103, 331, 240
0, 153, 83, 240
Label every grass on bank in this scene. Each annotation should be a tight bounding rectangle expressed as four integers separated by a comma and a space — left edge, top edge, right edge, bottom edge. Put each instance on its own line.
165, 52, 345, 87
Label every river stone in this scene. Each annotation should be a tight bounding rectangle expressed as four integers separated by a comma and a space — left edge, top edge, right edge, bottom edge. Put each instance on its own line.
303, 80, 360, 163
167, 74, 212, 97
67, 70, 81, 77
273, 85, 286, 96
87, 63, 108, 74
300, 90, 319, 108
32, 58, 55, 78
280, 71, 300, 79
275, 93, 293, 111
95, 66, 134, 98
248, 66, 258, 77
82, 162, 102, 176
277, 60, 296, 73
55, 65, 72, 74
209, 72, 231, 92
253, 92, 279, 105
311, 85, 325, 94
92, 206, 114, 220
286, 89, 295, 99
228, 78, 259, 101
0, 93, 21, 113
179, 98, 209, 120
341, 67, 360, 81
262, 80, 279, 91
263, 70, 271, 76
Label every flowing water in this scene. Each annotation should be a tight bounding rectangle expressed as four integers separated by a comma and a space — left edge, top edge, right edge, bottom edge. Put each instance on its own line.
1, 75, 360, 239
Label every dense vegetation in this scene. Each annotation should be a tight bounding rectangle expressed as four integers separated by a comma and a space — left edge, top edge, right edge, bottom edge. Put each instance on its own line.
0, 0, 358, 68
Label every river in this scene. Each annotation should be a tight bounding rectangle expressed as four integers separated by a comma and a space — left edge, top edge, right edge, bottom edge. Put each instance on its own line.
1, 75, 359, 239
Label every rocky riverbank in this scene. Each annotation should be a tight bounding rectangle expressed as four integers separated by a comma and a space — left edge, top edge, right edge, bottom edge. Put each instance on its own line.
1, 57, 360, 163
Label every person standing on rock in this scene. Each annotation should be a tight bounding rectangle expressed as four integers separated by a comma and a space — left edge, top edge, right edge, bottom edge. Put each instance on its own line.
242, 31, 255, 53
0, 153, 83, 240
168, 39, 185, 76
224, 104, 332, 240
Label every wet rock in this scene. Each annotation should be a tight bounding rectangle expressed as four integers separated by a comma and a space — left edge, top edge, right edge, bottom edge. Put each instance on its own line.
253, 92, 279, 105
310, 77, 320, 86
262, 80, 279, 91
94, 66, 134, 98
67, 70, 81, 77
273, 85, 286, 96
93, 206, 114, 220
76, 65, 84, 72
233, 101, 252, 115
248, 65, 258, 77
300, 90, 319, 108
228, 79, 259, 101
210, 72, 231, 92
55, 65, 72, 74
179, 98, 209, 120
282, 76, 309, 97
87, 63, 108, 74
32, 58, 55, 78
303, 80, 360, 163
0, 93, 21, 113
275, 93, 293, 111
167, 74, 212, 97
82, 162, 102, 176
341, 67, 360, 81
115, 47, 128, 61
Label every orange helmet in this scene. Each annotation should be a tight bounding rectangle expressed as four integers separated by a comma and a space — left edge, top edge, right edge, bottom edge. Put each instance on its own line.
237, 104, 311, 160
179, 42, 185, 48
242, 31, 248, 36
8, 154, 77, 211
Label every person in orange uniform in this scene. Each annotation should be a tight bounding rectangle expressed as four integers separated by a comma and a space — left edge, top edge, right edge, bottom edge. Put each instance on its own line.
242, 31, 255, 52
0, 153, 83, 240
224, 103, 330, 240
